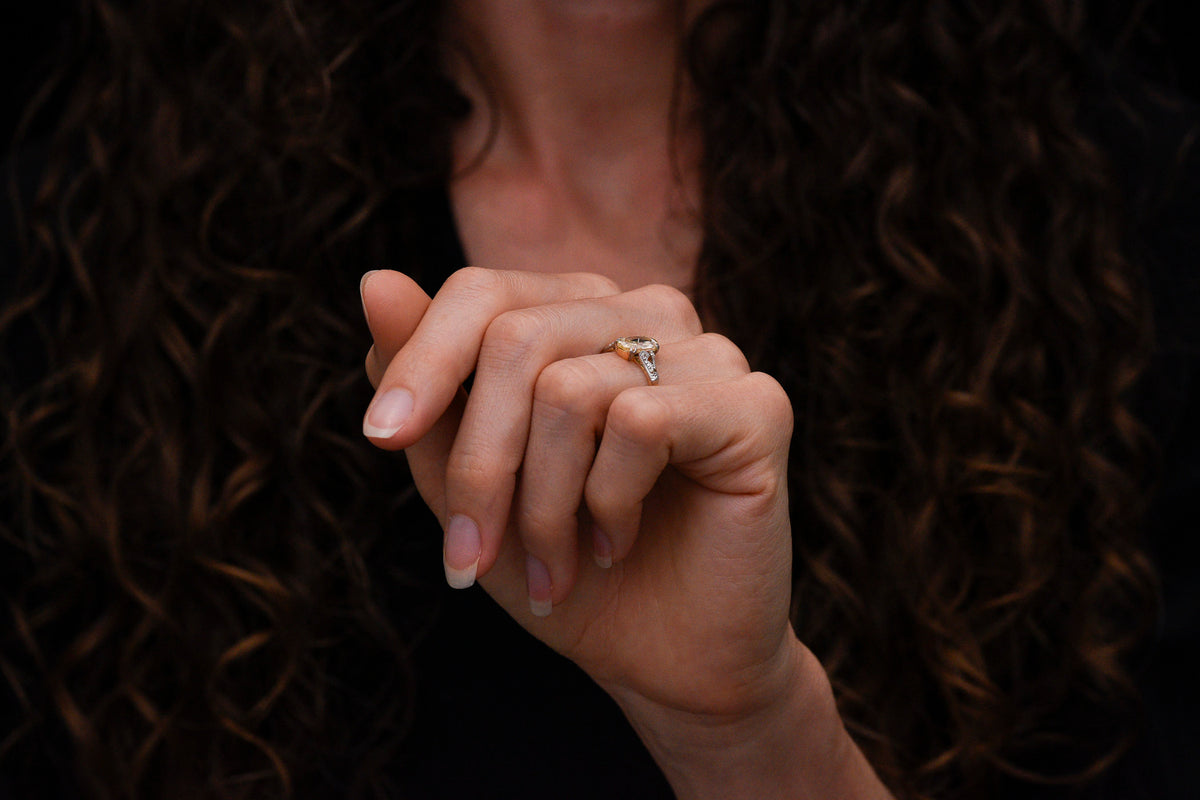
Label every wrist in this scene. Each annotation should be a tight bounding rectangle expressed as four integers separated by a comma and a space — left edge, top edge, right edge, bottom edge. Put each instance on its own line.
608, 636, 892, 800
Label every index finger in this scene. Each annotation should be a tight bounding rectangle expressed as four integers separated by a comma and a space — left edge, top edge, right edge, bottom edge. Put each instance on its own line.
363, 267, 619, 450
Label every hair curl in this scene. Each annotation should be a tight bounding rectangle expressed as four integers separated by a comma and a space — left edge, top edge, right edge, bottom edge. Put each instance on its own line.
1, 0, 1160, 797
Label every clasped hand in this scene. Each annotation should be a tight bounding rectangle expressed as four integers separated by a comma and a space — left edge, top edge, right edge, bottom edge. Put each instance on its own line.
359, 268, 821, 771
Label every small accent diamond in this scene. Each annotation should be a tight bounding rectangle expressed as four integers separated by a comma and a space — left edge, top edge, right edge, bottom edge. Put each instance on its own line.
638, 351, 658, 380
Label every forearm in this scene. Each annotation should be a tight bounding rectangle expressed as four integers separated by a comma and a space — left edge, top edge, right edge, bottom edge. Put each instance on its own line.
611, 637, 894, 800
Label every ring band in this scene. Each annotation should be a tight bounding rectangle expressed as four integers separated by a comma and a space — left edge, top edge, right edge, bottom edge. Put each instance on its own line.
602, 336, 659, 385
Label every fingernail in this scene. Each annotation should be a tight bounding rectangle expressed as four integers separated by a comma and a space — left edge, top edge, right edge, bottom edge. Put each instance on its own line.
593, 528, 613, 569
526, 553, 553, 617
444, 515, 481, 589
363, 388, 414, 438
359, 270, 379, 327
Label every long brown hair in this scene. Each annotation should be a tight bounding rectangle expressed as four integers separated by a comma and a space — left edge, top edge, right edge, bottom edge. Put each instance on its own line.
1, 0, 1159, 797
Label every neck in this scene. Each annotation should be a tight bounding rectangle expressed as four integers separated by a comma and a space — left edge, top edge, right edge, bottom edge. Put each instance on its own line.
445, 0, 692, 175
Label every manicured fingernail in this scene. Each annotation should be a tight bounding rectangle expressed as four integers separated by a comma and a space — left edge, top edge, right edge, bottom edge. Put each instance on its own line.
444, 515, 481, 589
359, 270, 379, 327
363, 388, 414, 438
526, 553, 553, 617
593, 528, 613, 569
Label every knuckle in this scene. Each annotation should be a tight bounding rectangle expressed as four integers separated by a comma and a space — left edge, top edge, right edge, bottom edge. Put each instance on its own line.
443, 265, 504, 299
696, 332, 751, 374
641, 283, 702, 334
606, 388, 671, 445
481, 308, 555, 369
583, 476, 621, 519
745, 372, 795, 436
444, 447, 505, 499
533, 359, 604, 418
516, 505, 572, 553
485, 307, 544, 347
585, 272, 621, 296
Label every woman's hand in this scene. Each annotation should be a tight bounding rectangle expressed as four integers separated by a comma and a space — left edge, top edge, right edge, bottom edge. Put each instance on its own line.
360, 268, 892, 799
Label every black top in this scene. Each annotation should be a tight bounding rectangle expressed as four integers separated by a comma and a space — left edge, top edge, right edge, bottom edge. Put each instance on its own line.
2, 79, 1199, 800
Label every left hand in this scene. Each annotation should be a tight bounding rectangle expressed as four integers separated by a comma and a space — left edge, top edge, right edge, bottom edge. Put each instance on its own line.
360, 268, 891, 798
361, 267, 797, 715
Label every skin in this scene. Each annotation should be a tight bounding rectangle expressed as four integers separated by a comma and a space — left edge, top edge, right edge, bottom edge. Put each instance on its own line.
360, 1, 895, 796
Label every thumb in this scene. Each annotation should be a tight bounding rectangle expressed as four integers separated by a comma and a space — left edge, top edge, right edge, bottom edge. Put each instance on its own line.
359, 269, 461, 536
361, 269, 431, 387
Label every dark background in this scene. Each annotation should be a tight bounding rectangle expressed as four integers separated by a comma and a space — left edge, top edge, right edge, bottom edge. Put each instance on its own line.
2, 0, 1198, 152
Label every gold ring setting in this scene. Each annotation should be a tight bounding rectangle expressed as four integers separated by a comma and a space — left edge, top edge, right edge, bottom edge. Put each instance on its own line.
602, 336, 659, 385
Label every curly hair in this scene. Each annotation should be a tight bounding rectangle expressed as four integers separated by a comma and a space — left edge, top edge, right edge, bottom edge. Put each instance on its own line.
0, 0, 1160, 797
688, 1, 1164, 796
